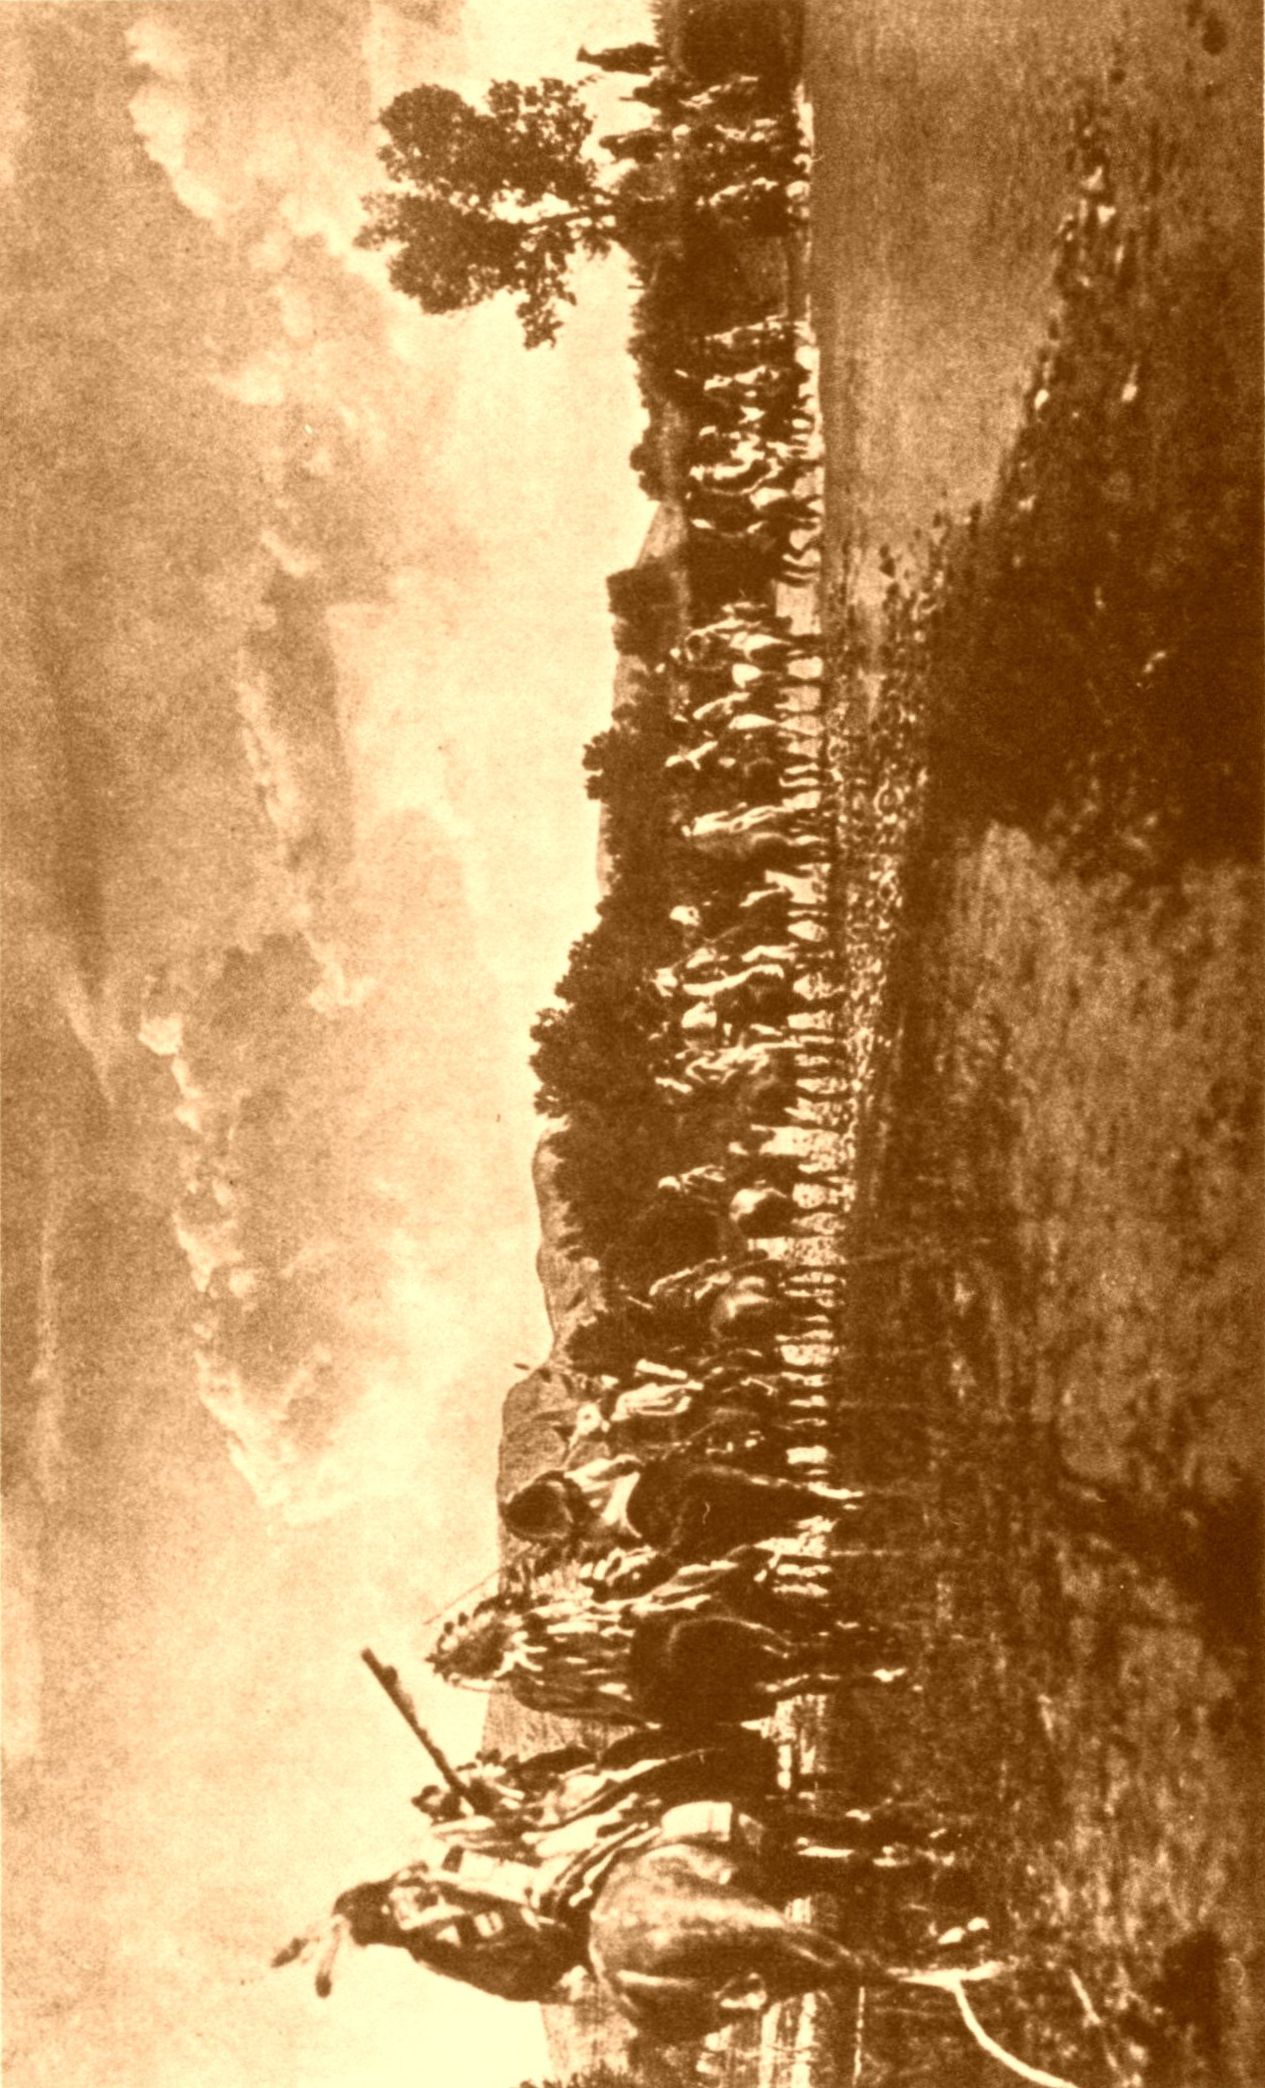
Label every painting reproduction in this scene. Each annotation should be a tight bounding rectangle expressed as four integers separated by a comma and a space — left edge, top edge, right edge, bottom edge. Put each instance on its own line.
2, 3, 1261, 2087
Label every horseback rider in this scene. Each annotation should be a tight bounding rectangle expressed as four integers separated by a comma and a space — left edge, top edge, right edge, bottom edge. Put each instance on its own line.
276, 1724, 786, 2003
323, 1869, 580, 2002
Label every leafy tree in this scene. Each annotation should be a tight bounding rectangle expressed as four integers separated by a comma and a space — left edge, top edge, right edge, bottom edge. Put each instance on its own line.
530, 923, 666, 1117
358, 79, 618, 347
583, 715, 674, 907
529, 907, 680, 1268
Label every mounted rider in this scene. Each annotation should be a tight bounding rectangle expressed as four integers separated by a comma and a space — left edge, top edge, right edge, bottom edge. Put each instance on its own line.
276, 1729, 782, 2004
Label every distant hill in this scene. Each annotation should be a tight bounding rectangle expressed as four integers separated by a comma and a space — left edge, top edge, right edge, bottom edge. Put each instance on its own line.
531, 1126, 609, 1357
491, 1119, 608, 1537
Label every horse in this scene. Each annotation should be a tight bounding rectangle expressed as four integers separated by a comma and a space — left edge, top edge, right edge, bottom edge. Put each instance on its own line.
499, 1452, 858, 1560
587, 1842, 1048, 2087
280, 1837, 1058, 2085
728, 1183, 795, 1237
709, 1267, 785, 1340
625, 1609, 851, 1731
682, 824, 817, 876
285, 1837, 884, 2042
280, 1772, 878, 2036
588, 1836, 873, 2043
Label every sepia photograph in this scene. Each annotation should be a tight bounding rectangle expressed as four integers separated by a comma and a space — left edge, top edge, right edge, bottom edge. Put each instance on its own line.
2, 2, 1261, 2086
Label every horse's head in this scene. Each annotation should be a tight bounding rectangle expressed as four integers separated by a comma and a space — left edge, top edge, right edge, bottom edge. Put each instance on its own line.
498, 1471, 579, 1547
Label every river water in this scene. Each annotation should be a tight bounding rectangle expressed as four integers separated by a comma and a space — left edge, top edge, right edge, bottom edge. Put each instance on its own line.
805, 0, 1259, 604
800, 4, 1263, 2079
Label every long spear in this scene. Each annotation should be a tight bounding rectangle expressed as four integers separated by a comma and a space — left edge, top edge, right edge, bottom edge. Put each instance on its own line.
360, 1646, 484, 1812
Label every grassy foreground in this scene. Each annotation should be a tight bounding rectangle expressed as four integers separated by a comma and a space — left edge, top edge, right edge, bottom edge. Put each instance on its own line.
802, 2, 1263, 2078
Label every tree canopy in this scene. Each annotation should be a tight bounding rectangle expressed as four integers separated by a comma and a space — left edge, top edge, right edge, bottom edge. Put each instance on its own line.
357, 79, 617, 348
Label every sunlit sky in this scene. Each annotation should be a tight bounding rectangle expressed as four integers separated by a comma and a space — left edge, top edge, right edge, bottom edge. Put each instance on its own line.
2, 3, 654, 2083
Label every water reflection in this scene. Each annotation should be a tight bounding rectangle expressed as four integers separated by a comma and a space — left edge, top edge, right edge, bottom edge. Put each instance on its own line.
805, 0, 1258, 585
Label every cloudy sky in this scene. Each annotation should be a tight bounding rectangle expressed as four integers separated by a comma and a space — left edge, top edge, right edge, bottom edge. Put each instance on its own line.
2, 2, 651, 2082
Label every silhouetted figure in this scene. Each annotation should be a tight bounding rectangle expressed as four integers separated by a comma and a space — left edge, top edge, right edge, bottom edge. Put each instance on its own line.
275, 1872, 579, 2003
578, 41, 660, 73
502, 1450, 858, 1558
600, 127, 663, 166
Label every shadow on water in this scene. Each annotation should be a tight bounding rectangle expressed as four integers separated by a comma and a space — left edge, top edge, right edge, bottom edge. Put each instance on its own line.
809, 0, 1262, 873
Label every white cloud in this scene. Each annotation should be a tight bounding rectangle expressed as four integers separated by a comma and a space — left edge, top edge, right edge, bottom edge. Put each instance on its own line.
124, 7, 440, 373
173, 1211, 244, 1295
125, 14, 192, 83
127, 78, 226, 226
249, 222, 295, 275
138, 1009, 184, 1059
236, 670, 311, 850
211, 353, 290, 409
0, 18, 30, 191
259, 526, 319, 580
275, 280, 316, 344
277, 172, 365, 260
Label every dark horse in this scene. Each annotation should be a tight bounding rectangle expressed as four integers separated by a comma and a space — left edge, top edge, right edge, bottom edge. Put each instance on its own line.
588, 1836, 872, 2042
277, 1837, 873, 2041
277, 1830, 1053, 2079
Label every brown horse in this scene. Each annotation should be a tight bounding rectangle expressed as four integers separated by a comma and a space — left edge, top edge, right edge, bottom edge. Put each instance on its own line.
588, 1843, 1076, 2087
587, 1836, 870, 2043
278, 1836, 870, 2039
280, 1834, 1074, 2084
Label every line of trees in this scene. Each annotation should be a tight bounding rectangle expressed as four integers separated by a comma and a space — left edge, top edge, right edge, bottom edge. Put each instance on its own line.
359, 23, 809, 1284
530, 695, 680, 1272
523, 31, 806, 1278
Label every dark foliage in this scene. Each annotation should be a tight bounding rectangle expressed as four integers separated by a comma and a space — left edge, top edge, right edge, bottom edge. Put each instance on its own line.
524, 22, 814, 1279
529, 914, 677, 1267
358, 78, 614, 346
605, 563, 677, 661
667, 0, 802, 92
